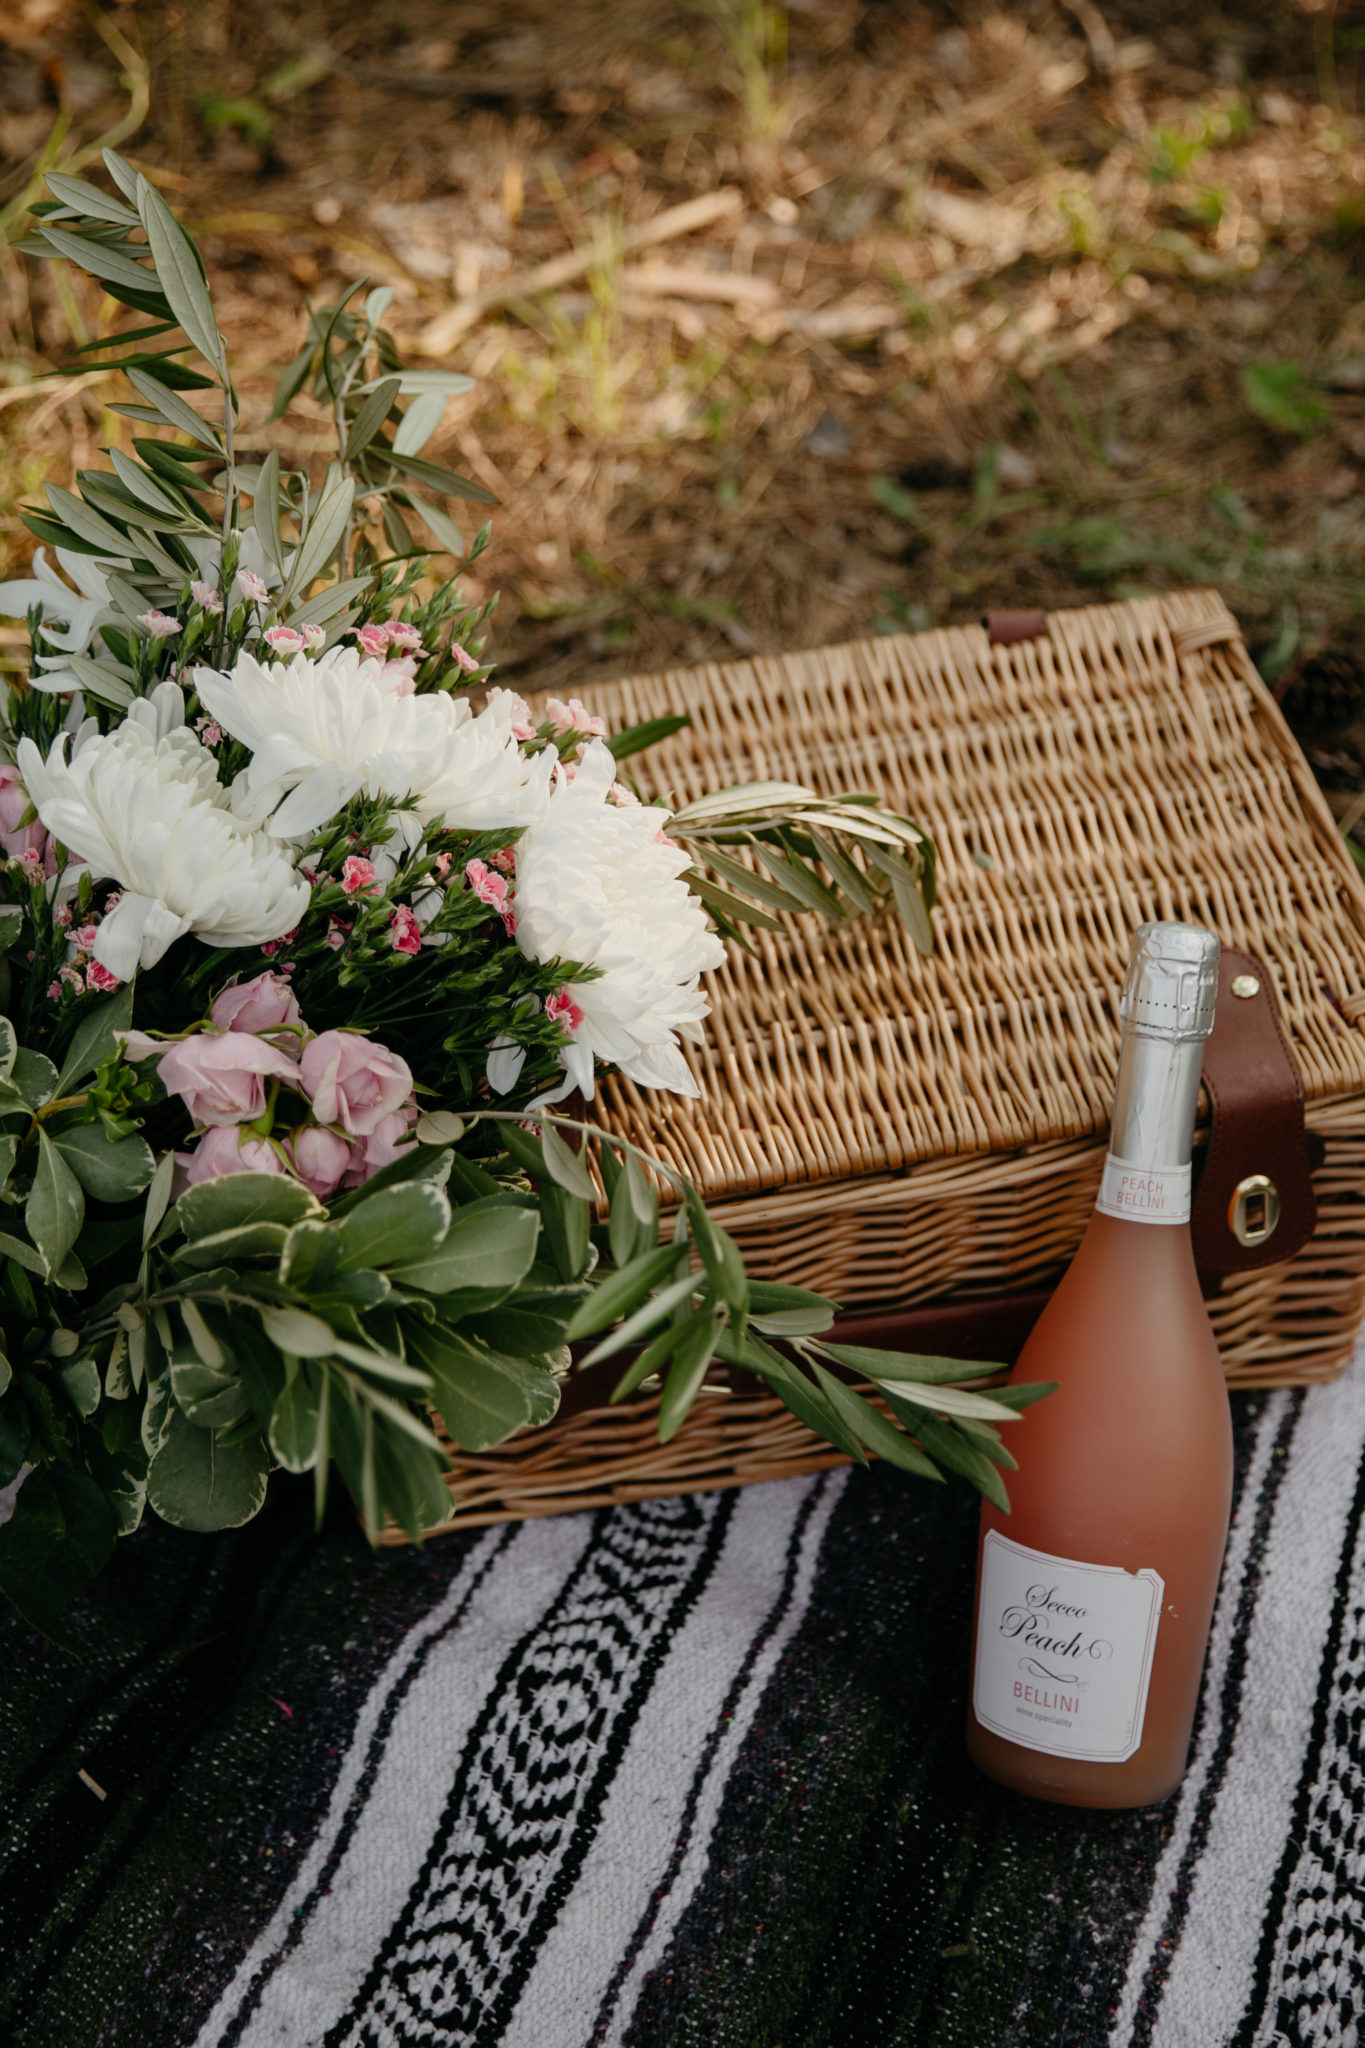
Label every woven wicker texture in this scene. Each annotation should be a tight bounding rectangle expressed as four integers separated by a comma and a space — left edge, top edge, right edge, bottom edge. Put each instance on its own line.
402, 593, 1365, 1542
564, 589, 1365, 1392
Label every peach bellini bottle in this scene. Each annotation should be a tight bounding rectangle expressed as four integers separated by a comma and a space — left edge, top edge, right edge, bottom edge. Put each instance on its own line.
967, 921, 1234, 1809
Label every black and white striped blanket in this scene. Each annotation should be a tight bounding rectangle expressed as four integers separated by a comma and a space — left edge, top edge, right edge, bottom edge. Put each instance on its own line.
4, 1338, 1365, 2047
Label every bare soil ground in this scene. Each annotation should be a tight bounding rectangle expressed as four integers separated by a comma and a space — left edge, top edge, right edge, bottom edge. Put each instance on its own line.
1, 0, 1364, 734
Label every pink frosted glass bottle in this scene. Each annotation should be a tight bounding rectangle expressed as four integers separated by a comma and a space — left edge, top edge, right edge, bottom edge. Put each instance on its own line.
967, 921, 1233, 1809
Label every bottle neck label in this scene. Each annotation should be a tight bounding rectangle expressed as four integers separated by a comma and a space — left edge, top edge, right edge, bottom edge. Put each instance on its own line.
1095, 1156, 1191, 1225
972, 1531, 1164, 1762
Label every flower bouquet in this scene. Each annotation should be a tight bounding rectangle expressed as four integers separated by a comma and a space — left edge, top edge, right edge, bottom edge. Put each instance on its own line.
0, 156, 1042, 1644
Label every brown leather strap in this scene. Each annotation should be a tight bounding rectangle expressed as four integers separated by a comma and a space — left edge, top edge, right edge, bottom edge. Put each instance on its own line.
985, 608, 1047, 645
1191, 947, 1318, 1273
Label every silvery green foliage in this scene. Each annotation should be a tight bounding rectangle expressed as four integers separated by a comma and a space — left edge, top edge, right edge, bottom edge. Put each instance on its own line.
0, 159, 1002, 1649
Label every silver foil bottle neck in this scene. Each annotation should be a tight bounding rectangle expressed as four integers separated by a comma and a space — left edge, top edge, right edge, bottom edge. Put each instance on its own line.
1118, 921, 1220, 1044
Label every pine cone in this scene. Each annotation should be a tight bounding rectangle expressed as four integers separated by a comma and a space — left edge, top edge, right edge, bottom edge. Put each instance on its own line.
1279, 647, 1365, 748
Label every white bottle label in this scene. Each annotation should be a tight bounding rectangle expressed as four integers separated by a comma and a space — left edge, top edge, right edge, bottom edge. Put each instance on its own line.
1095, 1156, 1191, 1224
973, 1531, 1163, 1762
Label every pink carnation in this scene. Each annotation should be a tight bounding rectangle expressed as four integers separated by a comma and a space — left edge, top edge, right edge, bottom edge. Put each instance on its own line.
384, 622, 424, 653
260, 927, 298, 959
545, 694, 607, 738
547, 987, 585, 1033
263, 625, 305, 657
449, 641, 480, 676
157, 1031, 302, 1127
486, 686, 536, 740
191, 579, 223, 614
432, 852, 452, 879
298, 1030, 413, 1136
184, 1125, 287, 1186
300, 624, 326, 651
86, 961, 121, 993
137, 609, 181, 640
353, 623, 389, 658
209, 970, 302, 1038
390, 905, 422, 954
340, 855, 377, 896
236, 568, 270, 604
465, 858, 509, 912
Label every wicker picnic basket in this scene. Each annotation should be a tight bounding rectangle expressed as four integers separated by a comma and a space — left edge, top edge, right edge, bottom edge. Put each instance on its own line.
387, 587, 1365, 1541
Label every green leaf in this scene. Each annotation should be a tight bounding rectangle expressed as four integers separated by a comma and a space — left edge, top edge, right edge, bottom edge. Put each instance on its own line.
538, 1118, 596, 1201
169, 1357, 251, 1429
334, 1180, 450, 1272
176, 1173, 320, 1241
746, 1281, 839, 1337
0, 908, 24, 956
562, 1244, 681, 1342
101, 148, 143, 204
270, 1371, 321, 1472
51, 1123, 154, 1204
288, 476, 355, 594
36, 222, 158, 295
810, 1363, 943, 1478
285, 574, 372, 629
109, 448, 194, 519
746, 1348, 867, 1465
403, 1322, 533, 1451
43, 483, 134, 558
0, 1018, 15, 1081
539, 1181, 590, 1285
58, 1357, 101, 1417
141, 1149, 176, 1250
392, 388, 447, 457
251, 447, 283, 570
692, 843, 806, 915
280, 1218, 340, 1292
0, 1230, 47, 1275
657, 1310, 720, 1442
387, 1199, 539, 1306
146, 1406, 270, 1531
343, 374, 401, 462
125, 367, 221, 448
606, 713, 691, 762
977, 1380, 1057, 1411
259, 1306, 337, 1358
45, 170, 141, 226
59, 655, 136, 709
683, 1188, 747, 1328
381, 449, 498, 505
27, 1130, 84, 1278
753, 843, 845, 921
409, 495, 467, 558
395, 370, 477, 396
817, 1343, 1007, 1385
865, 1377, 1020, 1422
892, 1404, 1010, 1509
579, 1270, 701, 1367
0, 1465, 117, 1649
135, 176, 224, 374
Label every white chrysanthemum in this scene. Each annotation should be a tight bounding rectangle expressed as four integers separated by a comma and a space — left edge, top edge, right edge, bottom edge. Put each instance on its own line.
192, 647, 554, 843
16, 724, 309, 979
506, 741, 726, 1100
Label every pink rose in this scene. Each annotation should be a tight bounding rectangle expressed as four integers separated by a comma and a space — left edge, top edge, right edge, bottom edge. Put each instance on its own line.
342, 1102, 418, 1187
184, 1126, 287, 1185
299, 1031, 413, 1136
209, 971, 303, 1039
157, 1031, 302, 1126
284, 1124, 353, 1199
0, 765, 45, 862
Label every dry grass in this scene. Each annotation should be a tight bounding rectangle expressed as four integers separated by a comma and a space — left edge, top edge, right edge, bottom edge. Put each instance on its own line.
2, 0, 1365, 704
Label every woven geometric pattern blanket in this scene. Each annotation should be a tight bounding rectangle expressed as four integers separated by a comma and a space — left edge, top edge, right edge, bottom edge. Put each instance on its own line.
5, 1338, 1365, 2048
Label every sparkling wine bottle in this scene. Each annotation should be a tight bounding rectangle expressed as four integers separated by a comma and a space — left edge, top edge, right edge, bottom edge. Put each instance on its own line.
966, 921, 1233, 1809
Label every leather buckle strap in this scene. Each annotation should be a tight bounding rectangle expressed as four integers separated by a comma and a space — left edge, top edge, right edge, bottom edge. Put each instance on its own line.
1191, 947, 1320, 1274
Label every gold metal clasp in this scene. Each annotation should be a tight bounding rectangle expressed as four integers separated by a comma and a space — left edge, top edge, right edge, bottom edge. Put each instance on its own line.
1229, 1173, 1280, 1246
